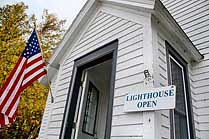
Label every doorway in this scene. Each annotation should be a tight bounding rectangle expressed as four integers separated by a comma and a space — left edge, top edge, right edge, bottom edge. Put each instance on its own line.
74, 60, 112, 139
61, 41, 118, 139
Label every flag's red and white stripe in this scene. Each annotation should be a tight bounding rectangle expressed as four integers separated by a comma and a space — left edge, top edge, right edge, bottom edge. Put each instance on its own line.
0, 112, 17, 128
0, 52, 46, 127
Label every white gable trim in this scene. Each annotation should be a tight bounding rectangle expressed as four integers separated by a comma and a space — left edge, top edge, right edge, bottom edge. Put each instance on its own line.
48, 0, 98, 70
40, 0, 100, 84
101, 0, 155, 12
100, 2, 152, 23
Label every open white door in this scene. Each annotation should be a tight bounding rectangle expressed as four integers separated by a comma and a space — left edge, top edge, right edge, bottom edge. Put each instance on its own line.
74, 70, 100, 139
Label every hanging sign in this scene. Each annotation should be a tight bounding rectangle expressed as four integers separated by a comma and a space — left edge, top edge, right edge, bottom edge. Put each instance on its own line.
124, 85, 176, 112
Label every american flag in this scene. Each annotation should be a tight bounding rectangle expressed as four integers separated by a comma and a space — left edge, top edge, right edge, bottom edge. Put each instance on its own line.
0, 30, 46, 127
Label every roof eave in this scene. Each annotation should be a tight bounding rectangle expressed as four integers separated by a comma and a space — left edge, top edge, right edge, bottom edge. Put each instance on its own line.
48, 0, 98, 68
153, 0, 203, 62
39, 0, 99, 84
100, 0, 155, 12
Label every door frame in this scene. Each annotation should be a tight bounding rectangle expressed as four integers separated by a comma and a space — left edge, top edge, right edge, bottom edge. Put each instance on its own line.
60, 40, 118, 139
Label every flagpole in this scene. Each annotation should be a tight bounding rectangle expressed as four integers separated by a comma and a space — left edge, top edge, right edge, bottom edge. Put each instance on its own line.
34, 27, 54, 103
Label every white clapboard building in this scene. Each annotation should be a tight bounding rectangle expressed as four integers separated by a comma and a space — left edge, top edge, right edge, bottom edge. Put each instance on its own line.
39, 0, 209, 139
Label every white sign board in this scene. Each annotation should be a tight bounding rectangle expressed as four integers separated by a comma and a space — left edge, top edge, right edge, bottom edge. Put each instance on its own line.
124, 85, 176, 112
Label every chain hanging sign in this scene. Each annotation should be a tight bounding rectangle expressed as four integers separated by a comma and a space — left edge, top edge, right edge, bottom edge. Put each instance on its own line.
124, 85, 176, 112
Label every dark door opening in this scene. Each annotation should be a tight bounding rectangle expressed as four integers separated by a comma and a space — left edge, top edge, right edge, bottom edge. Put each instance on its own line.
61, 41, 118, 139
74, 59, 112, 139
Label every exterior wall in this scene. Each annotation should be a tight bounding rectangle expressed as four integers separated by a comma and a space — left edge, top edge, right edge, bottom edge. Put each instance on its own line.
39, 73, 58, 139
63, 10, 145, 138
39, 4, 154, 138
152, 25, 170, 139
161, 0, 209, 138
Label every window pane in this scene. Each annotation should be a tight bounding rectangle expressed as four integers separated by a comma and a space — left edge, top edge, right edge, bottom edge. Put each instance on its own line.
170, 58, 189, 139
180, 115, 188, 139
174, 112, 188, 139
82, 82, 99, 136
174, 114, 181, 139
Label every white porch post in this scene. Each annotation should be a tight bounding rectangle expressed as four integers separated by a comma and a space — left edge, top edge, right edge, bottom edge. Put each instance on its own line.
142, 14, 160, 139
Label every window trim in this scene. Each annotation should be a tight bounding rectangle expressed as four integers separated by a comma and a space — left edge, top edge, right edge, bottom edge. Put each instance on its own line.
166, 41, 196, 139
169, 55, 191, 138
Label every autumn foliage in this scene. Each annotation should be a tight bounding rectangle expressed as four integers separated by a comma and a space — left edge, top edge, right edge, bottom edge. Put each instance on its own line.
0, 2, 66, 138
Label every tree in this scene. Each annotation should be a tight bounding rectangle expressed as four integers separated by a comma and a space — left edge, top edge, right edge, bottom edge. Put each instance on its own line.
0, 2, 66, 138
0, 2, 29, 88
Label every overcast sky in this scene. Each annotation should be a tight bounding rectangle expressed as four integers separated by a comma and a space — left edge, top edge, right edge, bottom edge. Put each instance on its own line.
0, 0, 88, 28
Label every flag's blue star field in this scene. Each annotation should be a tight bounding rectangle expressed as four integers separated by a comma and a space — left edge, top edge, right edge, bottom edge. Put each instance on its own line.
22, 30, 41, 59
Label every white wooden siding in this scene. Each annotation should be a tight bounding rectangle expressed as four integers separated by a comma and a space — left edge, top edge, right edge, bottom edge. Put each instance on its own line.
40, 9, 147, 138
152, 21, 170, 139
156, 34, 170, 139
161, 0, 209, 138
39, 74, 58, 139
